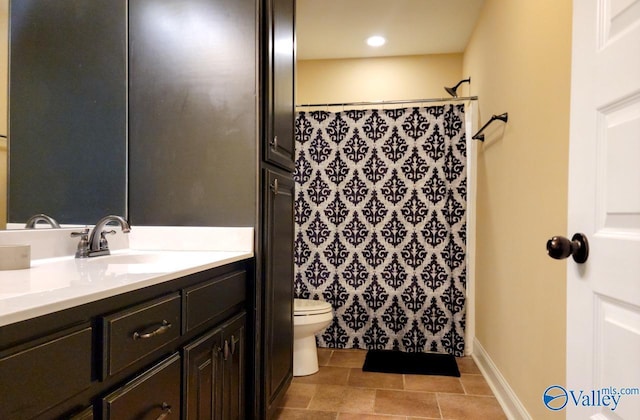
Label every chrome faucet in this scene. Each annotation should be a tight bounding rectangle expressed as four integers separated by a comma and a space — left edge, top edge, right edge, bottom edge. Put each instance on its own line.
25, 213, 61, 229
86, 215, 131, 257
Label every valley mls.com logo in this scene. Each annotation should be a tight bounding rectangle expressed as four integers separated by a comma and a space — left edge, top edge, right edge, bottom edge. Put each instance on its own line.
543, 386, 570, 410
543, 385, 635, 411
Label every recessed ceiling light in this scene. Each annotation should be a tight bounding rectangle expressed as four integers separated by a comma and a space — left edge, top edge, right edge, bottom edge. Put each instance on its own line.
366, 36, 386, 47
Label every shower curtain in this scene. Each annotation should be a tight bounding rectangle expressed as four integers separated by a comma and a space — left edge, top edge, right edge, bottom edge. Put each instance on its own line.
293, 104, 467, 356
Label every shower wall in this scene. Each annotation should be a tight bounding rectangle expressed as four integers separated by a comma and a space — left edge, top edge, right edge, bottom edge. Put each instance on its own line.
294, 105, 467, 356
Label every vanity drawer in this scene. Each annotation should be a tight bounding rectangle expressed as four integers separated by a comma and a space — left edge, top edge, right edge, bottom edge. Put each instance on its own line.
183, 270, 246, 332
102, 293, 181, 378
102, 353, 181, 420
0, 325, 93, 419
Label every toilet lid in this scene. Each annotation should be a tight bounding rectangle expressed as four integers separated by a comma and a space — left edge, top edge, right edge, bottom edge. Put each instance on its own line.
294, 299, 332, 315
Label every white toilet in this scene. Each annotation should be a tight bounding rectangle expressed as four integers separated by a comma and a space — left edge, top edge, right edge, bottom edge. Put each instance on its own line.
293, 298, 333, 376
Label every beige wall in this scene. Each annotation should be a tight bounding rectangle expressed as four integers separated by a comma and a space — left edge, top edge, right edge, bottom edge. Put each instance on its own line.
463, 0, 571, 418
296, 54, 463, 105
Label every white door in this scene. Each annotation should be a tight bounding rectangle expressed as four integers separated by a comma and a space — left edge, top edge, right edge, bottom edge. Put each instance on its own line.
566, 0, 640, 419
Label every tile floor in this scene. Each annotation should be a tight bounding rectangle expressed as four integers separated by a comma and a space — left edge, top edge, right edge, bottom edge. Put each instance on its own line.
274, 348, 507, 420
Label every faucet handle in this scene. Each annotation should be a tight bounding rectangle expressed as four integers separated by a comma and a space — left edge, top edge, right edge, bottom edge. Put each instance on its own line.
71, 228, 91, 258
99, 229, 116, 250
71, 228, 90, 238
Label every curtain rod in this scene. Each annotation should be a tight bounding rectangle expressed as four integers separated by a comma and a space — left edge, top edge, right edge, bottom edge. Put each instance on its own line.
295, 96, 478, 108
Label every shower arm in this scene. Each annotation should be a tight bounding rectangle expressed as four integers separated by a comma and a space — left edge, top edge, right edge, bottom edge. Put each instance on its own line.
472, 113, 509, 142
444, 77, 471, 98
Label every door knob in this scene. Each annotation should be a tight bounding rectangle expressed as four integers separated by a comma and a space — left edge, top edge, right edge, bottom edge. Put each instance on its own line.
546, 233, 589, 263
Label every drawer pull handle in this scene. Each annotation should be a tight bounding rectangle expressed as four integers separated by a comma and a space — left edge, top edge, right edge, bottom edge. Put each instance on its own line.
270, 178, 279, 195
133, 320, 172, 340
155, 402, 172, 420
230, 335, 236, 355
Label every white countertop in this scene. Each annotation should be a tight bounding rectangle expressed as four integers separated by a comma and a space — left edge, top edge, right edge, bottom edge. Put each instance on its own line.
0, 226, 254, 327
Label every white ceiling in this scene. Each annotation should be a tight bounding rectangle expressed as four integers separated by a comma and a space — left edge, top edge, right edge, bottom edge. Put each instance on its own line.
296, 0, 485, 60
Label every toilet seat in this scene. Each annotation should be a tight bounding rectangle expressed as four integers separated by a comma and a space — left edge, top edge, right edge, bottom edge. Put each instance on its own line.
294, 298, 332, 316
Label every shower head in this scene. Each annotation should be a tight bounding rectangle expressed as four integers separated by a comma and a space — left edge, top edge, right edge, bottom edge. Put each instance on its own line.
444, 86, 458, 97
444, 77, 471, 98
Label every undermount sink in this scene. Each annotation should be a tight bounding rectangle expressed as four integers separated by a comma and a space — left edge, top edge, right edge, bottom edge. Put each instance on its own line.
84, 251, 230, 274
89, 253, 164, 265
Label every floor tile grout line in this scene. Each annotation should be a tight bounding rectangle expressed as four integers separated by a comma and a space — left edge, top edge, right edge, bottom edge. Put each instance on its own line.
305, 382, 317, 410
460, 375, 469, 395
307, 383, 316, 410
434, 391, 444, 420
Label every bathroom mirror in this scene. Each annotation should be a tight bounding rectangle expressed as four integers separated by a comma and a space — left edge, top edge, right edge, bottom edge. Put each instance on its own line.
5, 0, 127, 227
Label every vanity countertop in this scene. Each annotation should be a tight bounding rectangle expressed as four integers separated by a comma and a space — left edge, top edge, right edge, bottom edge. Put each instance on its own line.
0, 226, 254, 327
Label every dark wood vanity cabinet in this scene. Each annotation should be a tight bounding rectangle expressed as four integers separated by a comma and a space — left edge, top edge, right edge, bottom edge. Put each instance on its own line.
0, 261, 250, 420
6, 0, 297, 416
258, 0, 296, 417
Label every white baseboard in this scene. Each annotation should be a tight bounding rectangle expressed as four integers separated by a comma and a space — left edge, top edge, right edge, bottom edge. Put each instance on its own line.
471, 338, 532, 420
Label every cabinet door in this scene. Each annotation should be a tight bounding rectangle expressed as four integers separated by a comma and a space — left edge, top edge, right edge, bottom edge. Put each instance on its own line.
183, 327, 224, 420
222, 313, 246, 420
263, 168, 294, 415
184, 312, 246, 420
265, 0, 295, 170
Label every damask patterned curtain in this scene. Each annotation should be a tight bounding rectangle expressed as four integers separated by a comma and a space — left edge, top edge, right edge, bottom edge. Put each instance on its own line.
294, 104, 467, 356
